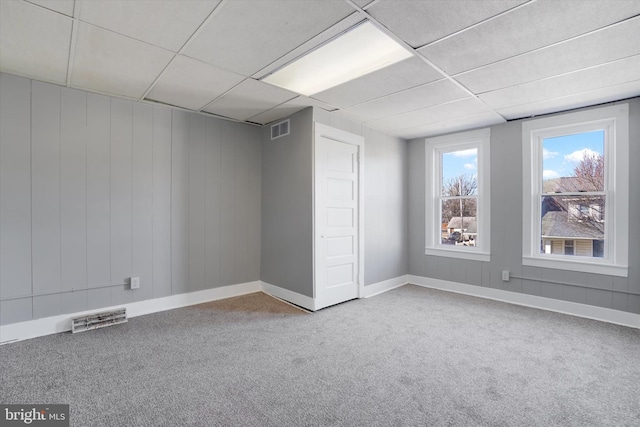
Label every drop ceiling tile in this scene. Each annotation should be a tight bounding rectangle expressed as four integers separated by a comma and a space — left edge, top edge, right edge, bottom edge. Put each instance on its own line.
253, 12, 363, 78
71, 23, 174, 99
366, 97, 490, 132
79, 0, 220, 52
248, 96, 336, 125
479, 55, 640, 110
146, 55, 244, 110
456, 16, 640, 94
247, 105, 307, 126
420, 0, 640, 75
346, 79, 469, 121
367, 0, 526, 47
27, 0, 74, 16
497, 80, 640, 120
184, 0, 353, 76
0, 0, 72, 84
392, 112, 506, 140
312, 56, 442, 108
351, 0, 376, 9
203, 79, 297, 122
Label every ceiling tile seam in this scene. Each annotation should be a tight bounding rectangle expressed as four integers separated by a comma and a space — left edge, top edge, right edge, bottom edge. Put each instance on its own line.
253, 13, 366, 80
360, 96, 475, 125
65, 82, 142, 102
470, 53, 640, 97
416, 0, 537, 50
70, 20, 175, 53
503, 93, 640, 122
137, 0, 230, 102
361, 0, 382, 11
451, 13, 640, 79
171, 0, 229, 55
339, 78, 451, 110
195, 77, 252, 112
343, 0, 381, 12
346, 3, 509, 123
178, 52, 250, 78
247, 93, 300, 120
388, 111, 506, 134
244, 98, 300, 124
21, 0, 74, 17
140, 98, 259, 126
493, 78, 640, 116
244, 95, 335, 124
65, 0, 81, 87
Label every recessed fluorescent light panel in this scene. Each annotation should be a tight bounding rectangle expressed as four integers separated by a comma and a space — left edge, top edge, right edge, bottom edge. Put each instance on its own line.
262, 21, 412, 96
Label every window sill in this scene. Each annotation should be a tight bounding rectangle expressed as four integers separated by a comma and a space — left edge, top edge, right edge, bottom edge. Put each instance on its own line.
522, 256, 627, 277
425, 247, 490, 262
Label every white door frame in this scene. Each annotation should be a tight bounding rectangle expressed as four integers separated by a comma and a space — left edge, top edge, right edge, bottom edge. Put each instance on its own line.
313, 122, 364, 305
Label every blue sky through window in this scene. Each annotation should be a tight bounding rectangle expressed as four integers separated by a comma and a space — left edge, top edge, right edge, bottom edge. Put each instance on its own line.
542, 130, 604, 181
442, 148, 477, 182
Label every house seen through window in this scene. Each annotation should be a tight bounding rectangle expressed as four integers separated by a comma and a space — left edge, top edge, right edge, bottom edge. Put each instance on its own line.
540, 130, 605, 258
522, 104, 628, 277
441, 148, 478, 247
425, 128, 490, 262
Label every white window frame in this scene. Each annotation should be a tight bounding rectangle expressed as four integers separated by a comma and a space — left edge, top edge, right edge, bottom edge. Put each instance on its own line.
425, 128, 491, 262
522, 104, 629, 277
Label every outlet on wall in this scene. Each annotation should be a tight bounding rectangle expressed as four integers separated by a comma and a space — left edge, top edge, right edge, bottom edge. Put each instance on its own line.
501, 270, 510, 281
130, 276, 140, 289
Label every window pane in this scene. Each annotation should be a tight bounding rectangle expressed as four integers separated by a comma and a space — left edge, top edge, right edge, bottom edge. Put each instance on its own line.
542, 130, 604, 192
442, 149, 477, 196
441, 198, 477, 246
540, 194, 605, 257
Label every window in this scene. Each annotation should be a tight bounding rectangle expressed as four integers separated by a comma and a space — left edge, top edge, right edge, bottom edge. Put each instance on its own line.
425, 128, 490, 261
522, 104, 629, 276
564, 240, 574, 256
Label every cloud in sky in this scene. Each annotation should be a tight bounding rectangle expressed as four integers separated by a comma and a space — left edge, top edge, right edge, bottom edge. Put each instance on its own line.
564, 148, 600, 163
464, 163, 475, 170
543, 170, 560, 179
451, 148, 477, 158
543, 148, 559, 159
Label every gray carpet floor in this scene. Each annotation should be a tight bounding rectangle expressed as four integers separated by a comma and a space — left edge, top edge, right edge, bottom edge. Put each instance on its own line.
1, 285, 639, 426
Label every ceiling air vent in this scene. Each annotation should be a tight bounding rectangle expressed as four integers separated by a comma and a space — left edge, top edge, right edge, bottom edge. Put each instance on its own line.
271, 119, 290, 140
71, 308, 127, 333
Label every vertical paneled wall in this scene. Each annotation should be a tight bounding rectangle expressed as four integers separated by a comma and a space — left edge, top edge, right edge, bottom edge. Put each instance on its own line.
260, 108, 314, 297
0, 73, 261, 326
407, 98, 640, 315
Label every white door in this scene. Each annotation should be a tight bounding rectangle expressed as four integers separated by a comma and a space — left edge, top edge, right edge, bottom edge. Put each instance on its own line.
314, 123, 363, 310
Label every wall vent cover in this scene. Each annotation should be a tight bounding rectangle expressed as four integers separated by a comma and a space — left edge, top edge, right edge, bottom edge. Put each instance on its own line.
71, 308, 127, 333
271, 119, 290, 140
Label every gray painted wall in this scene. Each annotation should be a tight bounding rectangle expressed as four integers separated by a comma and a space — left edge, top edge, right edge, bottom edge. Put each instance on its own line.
408, 98, 640, 315
314, 109, 409, 286
0, 73, 261, 326
260, 108, 314, 297
260, 107, 409, 297
360, 126, 408, 285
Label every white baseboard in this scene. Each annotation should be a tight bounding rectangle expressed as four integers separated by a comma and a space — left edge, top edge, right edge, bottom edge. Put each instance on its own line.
363, 275, 409, 298
260, 281, 316, 311
0, 281, 262, 345
6, 274, 636, 344
408, 275, 640, 329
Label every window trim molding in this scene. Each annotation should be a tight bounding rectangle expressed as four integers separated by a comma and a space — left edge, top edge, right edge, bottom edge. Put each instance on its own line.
522, 103, 629, 277
425, 128, 491, 262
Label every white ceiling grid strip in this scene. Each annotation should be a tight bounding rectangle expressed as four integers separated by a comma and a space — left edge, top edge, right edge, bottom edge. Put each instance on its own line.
453, 15, 640, 94
343, 0, 507, 125
138, 0, 229, 103
65, 0, 80, 87
1, 0, 639, 136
